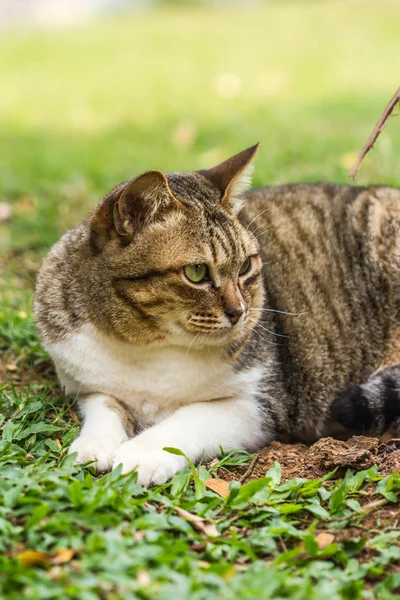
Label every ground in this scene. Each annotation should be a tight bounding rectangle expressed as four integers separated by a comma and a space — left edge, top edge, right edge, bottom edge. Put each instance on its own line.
1, 1, 400, 598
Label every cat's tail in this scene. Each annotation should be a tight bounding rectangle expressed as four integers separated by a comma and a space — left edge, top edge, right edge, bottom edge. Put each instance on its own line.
331, 365, 400, 437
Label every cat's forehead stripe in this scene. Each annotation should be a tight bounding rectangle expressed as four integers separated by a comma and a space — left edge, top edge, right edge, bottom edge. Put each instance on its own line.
166, 171, 252, 266
167, 172, 217, 208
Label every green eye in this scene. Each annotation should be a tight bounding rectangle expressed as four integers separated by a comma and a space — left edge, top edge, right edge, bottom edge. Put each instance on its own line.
239, 257, 251, 276
184, 264, 208, 283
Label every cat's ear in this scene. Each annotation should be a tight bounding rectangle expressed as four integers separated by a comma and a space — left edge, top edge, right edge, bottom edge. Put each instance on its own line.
199, 143, 259, 214
90, 170, 180, 251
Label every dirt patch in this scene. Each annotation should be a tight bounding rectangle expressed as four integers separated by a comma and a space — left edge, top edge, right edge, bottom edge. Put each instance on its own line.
215, 436, 400, 483
377, 447, 400, 476
307, 436, 378, 471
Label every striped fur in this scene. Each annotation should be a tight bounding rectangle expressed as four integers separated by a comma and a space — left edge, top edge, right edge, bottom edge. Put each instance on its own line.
34, 147, 400, 481
242, 183, 400, 440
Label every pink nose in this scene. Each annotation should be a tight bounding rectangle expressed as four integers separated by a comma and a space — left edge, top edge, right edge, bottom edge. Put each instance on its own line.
225, 307, 244, 325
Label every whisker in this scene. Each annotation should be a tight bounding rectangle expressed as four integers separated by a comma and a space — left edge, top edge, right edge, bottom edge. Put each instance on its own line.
248, 222, 265, 236
244, 324, 281, 346
199, 332, 208, 349
245, 208, 270, 232
253, 228, 273, 240
248, 327, 282, 346
248, 308, 309, 317
187, 332, 200, 354
247, 318, 288, 338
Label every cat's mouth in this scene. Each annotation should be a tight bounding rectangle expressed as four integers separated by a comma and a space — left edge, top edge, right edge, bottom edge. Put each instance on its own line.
165, 312, 250, 347
178, 320, 247, 346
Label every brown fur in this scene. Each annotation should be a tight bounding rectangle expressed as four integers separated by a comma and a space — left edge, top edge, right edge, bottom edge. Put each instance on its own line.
240, 183, 400, 440
35, 147, 400, 444
106, 398, 136, 438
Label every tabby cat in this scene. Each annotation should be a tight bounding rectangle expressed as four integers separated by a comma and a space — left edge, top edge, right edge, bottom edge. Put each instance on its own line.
34, 145, 400, 485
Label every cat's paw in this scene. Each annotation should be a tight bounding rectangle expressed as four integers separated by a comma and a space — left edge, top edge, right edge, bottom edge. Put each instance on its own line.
112, 438, 187, 486
69, 434, 127, 472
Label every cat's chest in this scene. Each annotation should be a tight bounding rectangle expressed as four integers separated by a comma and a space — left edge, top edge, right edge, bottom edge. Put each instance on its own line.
48, 324, 253, 426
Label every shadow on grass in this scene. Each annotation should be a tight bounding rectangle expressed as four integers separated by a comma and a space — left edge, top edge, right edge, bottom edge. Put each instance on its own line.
1, 92, 399, 261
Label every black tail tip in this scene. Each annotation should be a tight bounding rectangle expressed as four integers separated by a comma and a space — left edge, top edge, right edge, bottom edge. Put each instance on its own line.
331, 385, 373, 432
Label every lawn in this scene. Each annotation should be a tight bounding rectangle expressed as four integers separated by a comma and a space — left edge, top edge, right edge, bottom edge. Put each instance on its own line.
1, 0, 400, 597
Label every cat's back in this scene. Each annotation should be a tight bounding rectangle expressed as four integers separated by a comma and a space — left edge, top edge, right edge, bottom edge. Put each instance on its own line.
243, 182, 400, 302
241, 183, 400, 433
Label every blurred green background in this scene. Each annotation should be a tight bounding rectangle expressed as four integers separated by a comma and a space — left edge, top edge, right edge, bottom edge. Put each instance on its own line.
1, 6, 400, 594
0, 0, 399, 290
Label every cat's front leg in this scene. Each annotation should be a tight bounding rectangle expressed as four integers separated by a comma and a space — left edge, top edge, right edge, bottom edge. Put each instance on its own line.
68, 394, 133, 471
112, 398, 271, 486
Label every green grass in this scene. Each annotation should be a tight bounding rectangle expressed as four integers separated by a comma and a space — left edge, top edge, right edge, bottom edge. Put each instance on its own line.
1, 0, 400, 597
1, 395, 400, 600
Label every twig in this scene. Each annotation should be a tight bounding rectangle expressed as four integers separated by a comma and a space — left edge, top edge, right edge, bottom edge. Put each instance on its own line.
333, 495, 394, 523
349, 86, 400, 179
239, 454, 259, 484
360, 496, 391, 515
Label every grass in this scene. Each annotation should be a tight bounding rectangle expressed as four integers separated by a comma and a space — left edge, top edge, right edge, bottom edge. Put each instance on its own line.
1, 0, 400, 597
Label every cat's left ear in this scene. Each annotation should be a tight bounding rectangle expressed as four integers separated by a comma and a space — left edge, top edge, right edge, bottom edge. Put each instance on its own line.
90, 170, 180, 251
199, 143, 259, 214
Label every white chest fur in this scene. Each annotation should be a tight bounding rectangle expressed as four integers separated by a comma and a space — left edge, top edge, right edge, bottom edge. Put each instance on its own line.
46, 324, 263, 427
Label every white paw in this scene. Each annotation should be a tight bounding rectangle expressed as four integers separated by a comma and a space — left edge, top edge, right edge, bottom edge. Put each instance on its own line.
112, 438, 187, 486
69, 433, 128, 472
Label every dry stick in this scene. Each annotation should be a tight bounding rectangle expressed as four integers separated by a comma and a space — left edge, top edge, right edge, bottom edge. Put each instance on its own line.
239, 454, 259, 484
348, 86, 400, 179
360, 496, 391, 515
333, 495, 395, 524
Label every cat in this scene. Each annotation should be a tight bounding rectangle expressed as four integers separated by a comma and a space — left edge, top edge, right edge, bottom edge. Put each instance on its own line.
34, 144, 400, 486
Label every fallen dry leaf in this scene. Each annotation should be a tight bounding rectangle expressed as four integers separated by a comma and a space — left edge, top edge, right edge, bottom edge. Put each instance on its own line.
174, 507, 203, 522
17, 550, 49, 567
50, 548, 76, 564
315, 532, 335, 549
205, 478, 230, 498
17, 547, 77, 567
175, 506, 219, 537
55, 439, 62, 449
6, 364, 18, 372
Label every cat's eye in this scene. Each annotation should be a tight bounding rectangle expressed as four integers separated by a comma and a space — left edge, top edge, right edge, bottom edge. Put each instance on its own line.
184, 264, 208, 283
239, 257, 251, 276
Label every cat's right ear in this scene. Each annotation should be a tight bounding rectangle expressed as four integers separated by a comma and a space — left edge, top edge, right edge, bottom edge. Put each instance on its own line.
90, 170, 180, 251
199, 144, 259, 214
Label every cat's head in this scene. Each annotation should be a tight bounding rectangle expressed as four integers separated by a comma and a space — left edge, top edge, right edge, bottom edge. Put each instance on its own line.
87, 145, 264, 349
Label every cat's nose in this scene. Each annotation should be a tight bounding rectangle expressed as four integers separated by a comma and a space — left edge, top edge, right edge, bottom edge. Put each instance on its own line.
225, 307, 244, 326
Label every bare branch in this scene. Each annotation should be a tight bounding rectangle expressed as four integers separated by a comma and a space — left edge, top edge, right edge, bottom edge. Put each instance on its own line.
239, 454, 259, 483
348, 86, 400, 179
